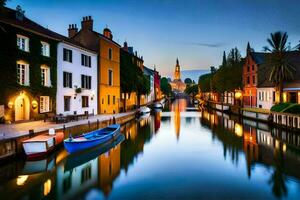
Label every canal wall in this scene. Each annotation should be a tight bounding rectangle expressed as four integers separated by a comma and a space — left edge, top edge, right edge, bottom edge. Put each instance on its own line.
0, 112, 136, 162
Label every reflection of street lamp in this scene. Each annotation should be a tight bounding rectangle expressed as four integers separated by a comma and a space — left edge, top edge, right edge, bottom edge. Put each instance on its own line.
234, 89, 243, 107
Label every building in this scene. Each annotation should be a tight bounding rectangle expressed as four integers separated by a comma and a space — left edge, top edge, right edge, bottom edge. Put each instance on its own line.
56, 36, 98, 115
170, 58, 186, 93
243, 43, 300, 109
120, 42, 145, 111
0, 6, 59, 122
154, 67, 161, 100
143, 66, 155, 103
70, 16, 121, 114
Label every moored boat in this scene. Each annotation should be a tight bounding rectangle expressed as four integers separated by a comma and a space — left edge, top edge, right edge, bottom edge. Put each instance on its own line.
22, 129, 64, 159
64, 124, 120, 153
153, 102, 163, 109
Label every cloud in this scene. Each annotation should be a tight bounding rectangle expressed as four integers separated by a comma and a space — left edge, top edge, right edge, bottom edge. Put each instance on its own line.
179, 41, 226, 48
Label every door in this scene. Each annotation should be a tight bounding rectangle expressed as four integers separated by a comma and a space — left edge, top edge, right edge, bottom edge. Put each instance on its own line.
15, 95, 30, 121
15, 97, 25, 121
289, 92, 297, 103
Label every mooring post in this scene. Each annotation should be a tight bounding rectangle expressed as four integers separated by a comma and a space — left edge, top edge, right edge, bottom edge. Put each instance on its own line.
97, 119, 99, 129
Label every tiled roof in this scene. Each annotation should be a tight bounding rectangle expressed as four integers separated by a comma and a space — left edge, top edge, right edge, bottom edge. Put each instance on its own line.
0, 7, 96, 53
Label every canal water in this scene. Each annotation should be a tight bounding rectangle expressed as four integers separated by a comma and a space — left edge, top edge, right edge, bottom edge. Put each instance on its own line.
1, 99, 300, 200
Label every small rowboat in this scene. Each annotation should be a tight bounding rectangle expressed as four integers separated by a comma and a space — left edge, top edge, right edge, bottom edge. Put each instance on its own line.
64, 124, 120, 153
153, 102, 163, 109
22, 130, 64, 159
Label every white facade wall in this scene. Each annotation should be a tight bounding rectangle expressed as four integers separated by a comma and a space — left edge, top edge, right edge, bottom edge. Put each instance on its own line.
57, 42, 97, 115
147, 74, 155, 103
257, 87, 275, 110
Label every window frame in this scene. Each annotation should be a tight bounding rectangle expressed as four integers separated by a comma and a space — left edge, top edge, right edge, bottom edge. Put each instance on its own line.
64, 96, 71, 112
17, 61, 30, 86
63, 48, 73, 63
17, 34, 29, 52
108, 48, 113, 60
108, 69, 113, 86
41, 41, 50, 57
82, 96, 89, 108
41, 65, 51, 87
63, 71, 72, 88
40, 96, 51, 113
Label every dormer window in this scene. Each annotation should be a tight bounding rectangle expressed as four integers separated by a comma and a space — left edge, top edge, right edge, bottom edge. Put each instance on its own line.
41, 41, 50, 57
17, 34, 29, 52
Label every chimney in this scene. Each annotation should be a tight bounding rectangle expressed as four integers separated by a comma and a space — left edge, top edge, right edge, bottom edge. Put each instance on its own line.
128, 47, 134, 55
103, 27, 113, 40
68, 24, 78, 38
123, 41, 128, 52
81, 16, 93, 31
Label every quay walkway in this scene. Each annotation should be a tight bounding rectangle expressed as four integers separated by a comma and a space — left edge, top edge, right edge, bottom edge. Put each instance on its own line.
0, 111, 135, 141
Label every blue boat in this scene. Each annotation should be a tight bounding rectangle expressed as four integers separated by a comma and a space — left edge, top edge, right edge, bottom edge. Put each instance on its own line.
64, 124, 121, 153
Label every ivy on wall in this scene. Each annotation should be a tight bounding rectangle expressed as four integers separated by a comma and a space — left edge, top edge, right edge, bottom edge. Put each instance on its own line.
0, 22, 58, 110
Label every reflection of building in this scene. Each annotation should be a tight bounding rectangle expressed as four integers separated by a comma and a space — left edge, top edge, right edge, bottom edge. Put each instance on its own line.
171, 99, 186, 139
170, 58, 186, 92
98, 144, 121, 197
154, 111, 161, 132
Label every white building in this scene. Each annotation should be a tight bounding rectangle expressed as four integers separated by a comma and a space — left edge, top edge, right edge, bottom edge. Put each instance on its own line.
144, 66, 155, 103
257, 87, 276, 110
57, 42, 97, 115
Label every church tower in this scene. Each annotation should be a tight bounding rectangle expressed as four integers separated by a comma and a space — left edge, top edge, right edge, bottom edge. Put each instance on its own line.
174, 58, 181, 80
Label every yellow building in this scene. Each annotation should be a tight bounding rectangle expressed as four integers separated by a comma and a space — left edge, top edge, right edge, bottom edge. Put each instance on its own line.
71, 16, 121, 114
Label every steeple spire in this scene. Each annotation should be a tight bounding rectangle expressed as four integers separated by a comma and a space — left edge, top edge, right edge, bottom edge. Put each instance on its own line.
247, 42, 251, 55
176, 57, 179, 65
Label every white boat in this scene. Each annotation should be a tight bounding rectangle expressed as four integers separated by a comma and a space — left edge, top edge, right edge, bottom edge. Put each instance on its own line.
22, 129, 64, 159
153, 103, 163, 109
139, 106, 151, 114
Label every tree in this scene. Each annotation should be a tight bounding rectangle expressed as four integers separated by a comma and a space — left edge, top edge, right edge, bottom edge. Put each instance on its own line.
184, 84, 198, 98
0, 0, 8, 8
160, 77, 171, 96
184, 78, 192, 85
136, 72, 150, 107
222, 51, 227, 67
264, 31, 295, 103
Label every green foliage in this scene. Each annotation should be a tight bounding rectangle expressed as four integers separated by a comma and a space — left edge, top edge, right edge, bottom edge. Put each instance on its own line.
284, 104, 300, 114
271, 103, 292, 112
160, 77, 171, 96
184, 84, 198, 98
198, 73, 212, 92
184, 78, 192, 85
0, 22, 57, 105
264, 31, 295, 103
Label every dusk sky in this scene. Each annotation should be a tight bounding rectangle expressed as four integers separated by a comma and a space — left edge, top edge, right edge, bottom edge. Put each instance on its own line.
6, 0, 300, 77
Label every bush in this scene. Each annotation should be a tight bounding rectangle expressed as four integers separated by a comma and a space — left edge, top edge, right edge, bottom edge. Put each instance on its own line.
284, 104, 300, 114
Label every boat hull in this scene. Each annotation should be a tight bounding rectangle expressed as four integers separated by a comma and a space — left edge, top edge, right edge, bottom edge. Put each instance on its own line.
64, 124, 120, 153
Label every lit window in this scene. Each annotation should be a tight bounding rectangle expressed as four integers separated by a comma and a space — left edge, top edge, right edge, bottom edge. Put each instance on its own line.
41, 41, 50, 57
41, 65, 51, 87
17, 61, 29, 86
40, 96, 51, 113
17, 34, 29, 52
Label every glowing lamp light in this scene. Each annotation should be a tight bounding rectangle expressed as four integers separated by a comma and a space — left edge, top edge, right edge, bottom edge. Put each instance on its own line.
32, 100, 38, 109
17, 175, 28, 186
234, 123, 243, 137
43, 179, 52, 196
7, 101, 13, 109
235, 90, 242, 99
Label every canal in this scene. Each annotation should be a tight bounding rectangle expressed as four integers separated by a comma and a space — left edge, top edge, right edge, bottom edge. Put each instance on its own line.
1, 99, 300, 199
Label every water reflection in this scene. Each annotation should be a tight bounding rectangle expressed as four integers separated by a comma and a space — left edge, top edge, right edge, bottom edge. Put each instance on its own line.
1, 100, 300, 199
200, 109, 300, 198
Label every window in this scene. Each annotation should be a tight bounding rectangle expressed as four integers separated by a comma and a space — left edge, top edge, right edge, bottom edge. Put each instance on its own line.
63, 48, 72, 62
81, 54, 91, 67
81, 75, 91, 89
64, 96, 71, 111
262, 91, 264, 101
113, 96, 115, 105
252, 75, 255, 84
82, 96, 89, 108
108, 95, 110, 105
63, 72, 72, 88
108, 69, 113, 86
247, 65, 250, 72
41, 41, 50, 57
108, 48, 112, 60
247, 76, 250, 84
81, 164, 91, 184
17, 34, 29, 52
40, 96, 51, 113
17, 62, 29, 85
252, 65, 255, 71
259, 91, 261, 101
41, 66, 51, 86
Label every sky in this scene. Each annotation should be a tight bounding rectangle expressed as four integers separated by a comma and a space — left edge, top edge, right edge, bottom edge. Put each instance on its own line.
6, 0, 300, 77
